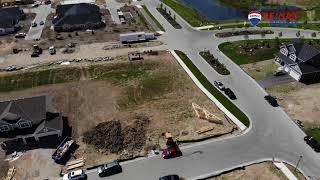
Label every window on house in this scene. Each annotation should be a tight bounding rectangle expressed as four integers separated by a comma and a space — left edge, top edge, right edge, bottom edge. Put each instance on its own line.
18, 121, 32, 128
289, 54, 296, 61
0, 125, 10, 132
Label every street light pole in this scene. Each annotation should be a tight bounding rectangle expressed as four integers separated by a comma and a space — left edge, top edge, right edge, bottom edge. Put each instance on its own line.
295, 155, 303, 171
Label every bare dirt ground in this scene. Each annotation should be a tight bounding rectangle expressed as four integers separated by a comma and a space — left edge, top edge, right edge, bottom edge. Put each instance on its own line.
208, 162, 286, 180
0, 52, 234, 169
267, 82, 320, 127
240, 59, 278, 80
9, 149, 61, 180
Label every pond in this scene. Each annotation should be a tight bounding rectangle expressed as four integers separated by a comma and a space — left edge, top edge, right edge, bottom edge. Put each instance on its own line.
181, 0, 247, 20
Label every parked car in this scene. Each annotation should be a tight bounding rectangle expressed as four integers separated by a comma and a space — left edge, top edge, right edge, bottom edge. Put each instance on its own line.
304, 136, 320, 152
31, 22, 37, 27
15, 33, 26, 38
39, 21, 44, 25
97, 161, 122, 177
214, 81, 225, 90
162, 147, 182, 159
294, 119, 304, 129
159, 174, 180, 180
224, 88, 236, 100
31, 3, 39, 7
264, 95, 278, 107
49, 46, 56, 55
63, 169, 87, 180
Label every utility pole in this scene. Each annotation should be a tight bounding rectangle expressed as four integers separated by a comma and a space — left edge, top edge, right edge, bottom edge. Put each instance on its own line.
295, 155, 303, 171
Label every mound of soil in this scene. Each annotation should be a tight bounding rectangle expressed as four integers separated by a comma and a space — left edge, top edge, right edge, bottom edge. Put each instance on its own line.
83, 114, 150, 154
83, 120, 124, 153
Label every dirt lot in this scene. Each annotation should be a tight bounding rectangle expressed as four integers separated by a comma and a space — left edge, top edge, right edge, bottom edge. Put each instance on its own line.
240, 59, 278, 80
267, 82, 320, 128
9, 149, 61, 180
0, 51, 234, 167
37, 5, 152, 50
208, 162, 305, 180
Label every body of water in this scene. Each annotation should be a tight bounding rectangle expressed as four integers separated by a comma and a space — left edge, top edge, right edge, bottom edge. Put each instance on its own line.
181, 0, 247, 21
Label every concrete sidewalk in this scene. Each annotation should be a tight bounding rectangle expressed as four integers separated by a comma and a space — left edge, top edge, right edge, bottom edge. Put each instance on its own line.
273, 161, 298, 180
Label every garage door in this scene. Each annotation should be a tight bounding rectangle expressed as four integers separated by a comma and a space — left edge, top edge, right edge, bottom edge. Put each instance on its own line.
288, 69, 300, 81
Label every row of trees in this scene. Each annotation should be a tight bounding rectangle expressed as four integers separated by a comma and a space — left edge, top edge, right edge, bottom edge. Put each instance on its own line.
159, 3, 176, 21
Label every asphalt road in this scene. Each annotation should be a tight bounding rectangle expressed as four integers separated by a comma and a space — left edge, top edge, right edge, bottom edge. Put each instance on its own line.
24, 4, 54, 40
86, 0, 320, 179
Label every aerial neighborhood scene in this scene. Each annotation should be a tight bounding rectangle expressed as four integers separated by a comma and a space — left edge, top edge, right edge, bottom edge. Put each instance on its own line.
1, 0, 320, 179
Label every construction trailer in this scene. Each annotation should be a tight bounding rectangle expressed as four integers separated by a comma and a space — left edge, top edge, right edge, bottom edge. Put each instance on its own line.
119, 32, 155, 43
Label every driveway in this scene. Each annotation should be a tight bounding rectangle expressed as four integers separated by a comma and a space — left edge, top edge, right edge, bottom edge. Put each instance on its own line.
24, 4, 54, 40
258, 74, 295, 88
104, 0, 123, 24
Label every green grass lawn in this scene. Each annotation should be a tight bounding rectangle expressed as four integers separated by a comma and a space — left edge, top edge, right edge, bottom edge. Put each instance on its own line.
161, 0, 207, 27
219, 39, 320, 65
142, 5, 165, 31
175, 50, 250, 127
305, 128, 320, 143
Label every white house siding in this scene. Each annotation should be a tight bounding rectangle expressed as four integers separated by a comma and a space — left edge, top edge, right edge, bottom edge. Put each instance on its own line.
288, 69, 301, 81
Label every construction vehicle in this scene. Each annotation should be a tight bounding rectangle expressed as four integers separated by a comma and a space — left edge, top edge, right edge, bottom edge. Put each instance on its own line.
31, 45, 42, 57
162, 132, 182, 159
52, 137, 75, 164
49, 46, 56, 55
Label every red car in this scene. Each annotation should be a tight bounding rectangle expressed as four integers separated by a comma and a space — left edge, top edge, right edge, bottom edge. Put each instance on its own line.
162, 147, 182, 159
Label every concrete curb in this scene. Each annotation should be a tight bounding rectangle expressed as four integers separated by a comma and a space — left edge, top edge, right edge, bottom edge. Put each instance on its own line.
273, 161, 298, 180
170, 50, 247, 131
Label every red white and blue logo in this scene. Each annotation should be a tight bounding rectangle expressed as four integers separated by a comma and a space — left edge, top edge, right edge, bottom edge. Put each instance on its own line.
248, 10, 262, 26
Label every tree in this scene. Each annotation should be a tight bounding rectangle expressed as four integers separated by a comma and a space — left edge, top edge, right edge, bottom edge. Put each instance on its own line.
168, 10, 171, 16
312, 32, 317, 37
164, 6, 167, 12
261, 32, 266, 37
278, 32, 283, 37
296, 31, 301, 37
160, 3, 163, 9
173, 14, 176, 21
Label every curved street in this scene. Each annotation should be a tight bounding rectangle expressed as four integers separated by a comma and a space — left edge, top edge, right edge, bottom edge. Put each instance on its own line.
84, 0, 320, 179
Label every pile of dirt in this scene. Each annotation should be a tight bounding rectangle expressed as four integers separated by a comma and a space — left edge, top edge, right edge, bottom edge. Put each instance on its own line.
83, 120, 124, 153
83, 114, 150, 154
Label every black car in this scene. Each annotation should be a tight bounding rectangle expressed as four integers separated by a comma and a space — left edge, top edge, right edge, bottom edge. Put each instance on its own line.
159, 174, 180, 180
304, 136, 320, 152
97, 161, 122, 177
264, 95, 278, 107
224, 88, 236, 100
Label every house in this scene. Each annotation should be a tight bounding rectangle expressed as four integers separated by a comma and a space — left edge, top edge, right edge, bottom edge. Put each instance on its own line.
0, 96, 64, 148
0, 7, 25, 35
274, 40, 320, 84
53, 3, 104, 32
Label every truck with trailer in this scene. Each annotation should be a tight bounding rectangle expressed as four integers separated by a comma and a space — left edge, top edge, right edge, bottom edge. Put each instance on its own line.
52, 137, 75, 164
119, 32, 155, 44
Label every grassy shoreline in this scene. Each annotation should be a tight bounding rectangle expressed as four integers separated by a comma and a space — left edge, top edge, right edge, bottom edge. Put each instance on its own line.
175, 50, 250, 127
161, 0, 207, 27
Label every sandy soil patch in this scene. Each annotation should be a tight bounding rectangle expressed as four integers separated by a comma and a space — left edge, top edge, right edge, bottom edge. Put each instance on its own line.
267, 82, 320, 127
240, 59, 278, 80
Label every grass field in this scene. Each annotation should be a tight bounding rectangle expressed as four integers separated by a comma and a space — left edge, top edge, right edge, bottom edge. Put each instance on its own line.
219, 39, 320, 65
161, 0, 207, 27
142, 5, 165, 31
175, 50, 250, 127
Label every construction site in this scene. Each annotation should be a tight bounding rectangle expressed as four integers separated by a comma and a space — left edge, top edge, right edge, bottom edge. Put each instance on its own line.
0, 50, 236, 180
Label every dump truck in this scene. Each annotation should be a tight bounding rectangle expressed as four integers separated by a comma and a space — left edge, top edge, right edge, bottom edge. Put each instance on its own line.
52, 137, 75, 164
119, 32, 155, 44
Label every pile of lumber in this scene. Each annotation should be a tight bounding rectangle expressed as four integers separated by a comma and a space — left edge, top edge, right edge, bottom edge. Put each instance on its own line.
192, 103, 223, 124
66, 158, 85, 171
6, 166, 15, 180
